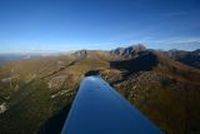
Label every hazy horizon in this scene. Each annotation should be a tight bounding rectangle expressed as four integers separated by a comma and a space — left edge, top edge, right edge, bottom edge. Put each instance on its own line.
0, 43, 200, 55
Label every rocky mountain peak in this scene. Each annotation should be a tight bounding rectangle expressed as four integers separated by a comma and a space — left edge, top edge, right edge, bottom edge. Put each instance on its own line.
110, 44, 146, 57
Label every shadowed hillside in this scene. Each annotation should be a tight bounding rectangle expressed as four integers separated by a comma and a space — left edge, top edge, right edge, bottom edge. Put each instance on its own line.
101, 48, 200, 134
110, 52, 158, 73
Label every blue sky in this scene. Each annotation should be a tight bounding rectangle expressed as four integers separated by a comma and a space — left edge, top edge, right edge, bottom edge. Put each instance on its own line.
0, 0, 200, 53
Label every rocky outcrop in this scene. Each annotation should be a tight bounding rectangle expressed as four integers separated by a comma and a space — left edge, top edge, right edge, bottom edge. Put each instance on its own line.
73, 50, 87, 58
0, 102, 7, 114
110, 44, 146, 58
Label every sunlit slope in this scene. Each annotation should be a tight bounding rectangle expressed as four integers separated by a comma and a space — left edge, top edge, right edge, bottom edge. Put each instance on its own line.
0, 52, 110, 134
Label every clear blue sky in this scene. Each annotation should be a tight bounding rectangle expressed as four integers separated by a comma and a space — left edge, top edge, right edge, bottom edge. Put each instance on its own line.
0, 0, 200, 53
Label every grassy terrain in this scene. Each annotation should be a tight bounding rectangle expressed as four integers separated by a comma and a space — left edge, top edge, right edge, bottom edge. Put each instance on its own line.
0, 53, 110, 134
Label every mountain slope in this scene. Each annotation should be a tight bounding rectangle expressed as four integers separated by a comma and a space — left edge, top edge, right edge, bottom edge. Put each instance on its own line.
168, 49, 200, 69
101, 49, 200, 134
0, 53, 110, 134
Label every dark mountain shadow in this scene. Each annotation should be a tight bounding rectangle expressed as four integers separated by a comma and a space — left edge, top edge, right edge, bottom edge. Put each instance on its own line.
110, 52, 158, 74
37, 103, 72, 134
85, 70, 100, 76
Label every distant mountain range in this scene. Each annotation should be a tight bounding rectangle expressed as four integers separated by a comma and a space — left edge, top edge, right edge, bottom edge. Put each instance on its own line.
168, 49, 200, 69
0, 54, 40, 62
75, 44, 200, 69
0, 53, 62, 62
1, 45, 199, 69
